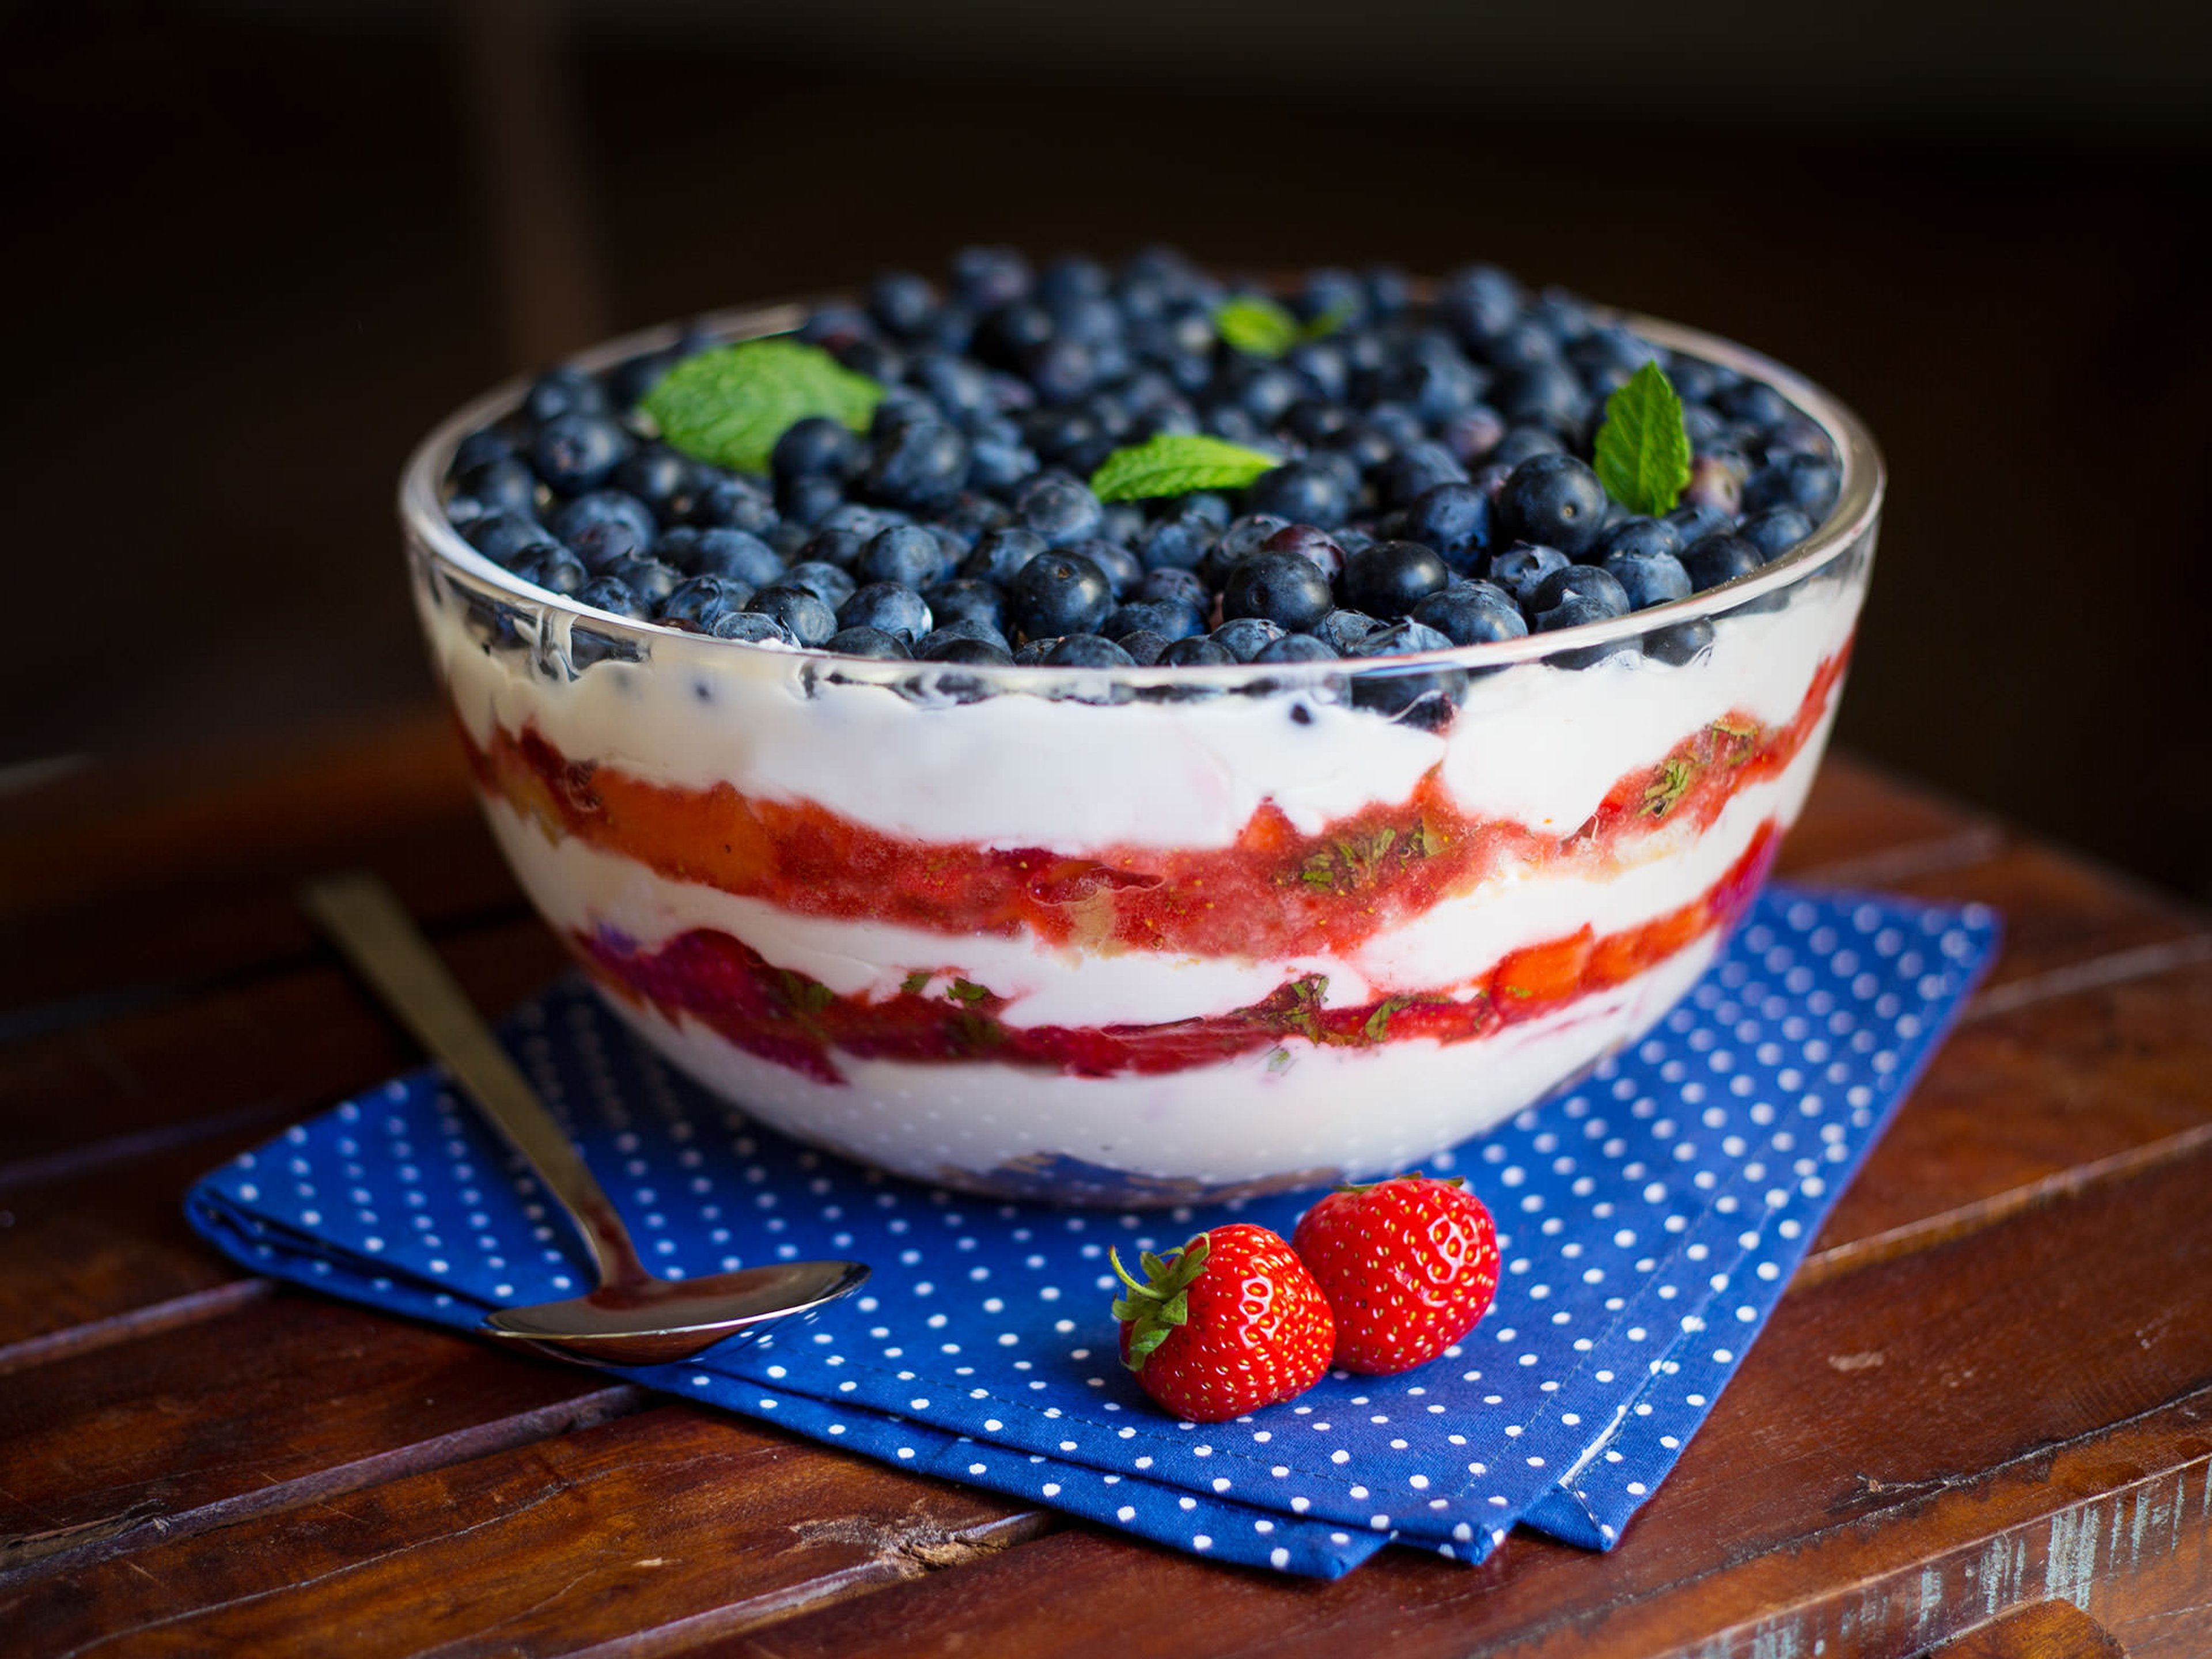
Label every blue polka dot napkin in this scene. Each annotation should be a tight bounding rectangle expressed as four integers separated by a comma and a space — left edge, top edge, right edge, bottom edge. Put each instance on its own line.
185, 884, 1995, 1579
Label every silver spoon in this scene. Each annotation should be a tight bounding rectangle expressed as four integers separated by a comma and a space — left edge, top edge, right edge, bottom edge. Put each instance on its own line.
301, 872, 868, 1366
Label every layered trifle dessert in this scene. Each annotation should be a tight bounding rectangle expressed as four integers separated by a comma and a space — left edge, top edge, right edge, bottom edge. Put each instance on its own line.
405, 249, 1878, 1204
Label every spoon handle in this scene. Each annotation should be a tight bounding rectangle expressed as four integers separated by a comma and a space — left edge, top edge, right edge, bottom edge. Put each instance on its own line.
301, 872, 650, 1290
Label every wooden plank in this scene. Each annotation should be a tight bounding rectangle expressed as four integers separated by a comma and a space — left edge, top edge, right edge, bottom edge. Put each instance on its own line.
0, 1126, 271, 1355
1, 1404, 1047, 1657
0, 918, 570, 1169
0, 1293, 628, 1575
1813, 957, 2212, 1260
719, 1135, 2212, 1659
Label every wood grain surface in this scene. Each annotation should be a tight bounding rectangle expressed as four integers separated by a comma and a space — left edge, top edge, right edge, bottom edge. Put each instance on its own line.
2, 723, 2206, 1657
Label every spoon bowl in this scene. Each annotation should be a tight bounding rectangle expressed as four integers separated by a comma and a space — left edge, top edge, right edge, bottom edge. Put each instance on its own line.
484, 1260, 872, 1366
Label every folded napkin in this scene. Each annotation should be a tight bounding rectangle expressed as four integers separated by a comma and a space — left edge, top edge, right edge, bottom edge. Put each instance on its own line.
187, 883, 1995, 1578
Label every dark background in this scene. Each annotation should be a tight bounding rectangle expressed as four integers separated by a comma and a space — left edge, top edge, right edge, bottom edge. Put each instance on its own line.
6, 1, 2209, 901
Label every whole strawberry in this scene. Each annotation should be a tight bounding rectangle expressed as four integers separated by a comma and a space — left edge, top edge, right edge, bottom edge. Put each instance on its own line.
1111, 1223, 1334, 1422
1293, 1173, 1499, 1376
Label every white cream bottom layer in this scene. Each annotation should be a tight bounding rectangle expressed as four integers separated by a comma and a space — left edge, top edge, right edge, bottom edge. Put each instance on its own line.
599, 929, 1720, 1198
480, 704, 1827, 1030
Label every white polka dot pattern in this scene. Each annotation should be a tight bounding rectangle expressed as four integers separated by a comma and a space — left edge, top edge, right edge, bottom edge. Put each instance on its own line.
186, 885, 1997, 1580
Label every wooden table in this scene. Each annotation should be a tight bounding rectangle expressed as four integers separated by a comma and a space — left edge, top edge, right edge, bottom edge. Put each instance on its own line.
4, 717, 2209, 1657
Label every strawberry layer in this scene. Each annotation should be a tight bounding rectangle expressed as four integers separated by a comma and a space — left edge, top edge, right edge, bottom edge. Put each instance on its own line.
577, 821, 1777, 1086
465, 651, 1843, 963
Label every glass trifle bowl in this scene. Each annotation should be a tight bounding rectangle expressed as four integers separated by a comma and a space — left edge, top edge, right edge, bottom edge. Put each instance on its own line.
401, 297, 1881, 1206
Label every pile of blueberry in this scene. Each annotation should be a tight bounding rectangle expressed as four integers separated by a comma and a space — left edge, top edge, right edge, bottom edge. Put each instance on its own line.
441, 248, 1841, 691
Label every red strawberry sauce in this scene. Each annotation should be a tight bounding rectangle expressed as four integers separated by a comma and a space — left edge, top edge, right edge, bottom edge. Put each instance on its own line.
466, 648, 1845, 965
577, 821, 1778, 1086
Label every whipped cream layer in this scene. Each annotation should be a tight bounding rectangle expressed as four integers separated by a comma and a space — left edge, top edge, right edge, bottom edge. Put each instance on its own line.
599, 932, 1719, 1197
422, 566, 1861, 857
484, 710, 1824, 1031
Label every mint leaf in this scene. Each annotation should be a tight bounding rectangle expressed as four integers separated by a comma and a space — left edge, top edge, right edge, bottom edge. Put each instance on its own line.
1301, 302, 1354, 342
641, 339, 882, 474
1593, 359, 1692, 517
1213, 294, 1301, 358
1090, 434, 1279, 503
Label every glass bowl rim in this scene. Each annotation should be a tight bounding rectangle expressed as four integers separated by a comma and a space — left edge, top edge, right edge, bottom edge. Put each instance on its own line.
399, 293, 1883, 689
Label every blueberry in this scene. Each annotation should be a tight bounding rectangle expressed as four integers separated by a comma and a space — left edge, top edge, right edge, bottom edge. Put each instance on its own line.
599, 554, 683, 607
1681, 451, 1747, 516
1313, 608, 1380, 653
1222, 551, 1335, 632
1349, 622, 1466, 726
1045, 634, 1137, 668
1601, 546, 1694, 610
1210, 617, 1286, 661
1741, 452, 1842, 521
1011, 637, 1060, 665
1497, 361, 1589, 433
1218, 513, 1291, 564
1009, 548, 1113, 640
796, 525, 871, 573
658, 573, 753, 632
1682, 533, 1766, 592
1438, 406, 1508, 468
575, 575, 649, 621
552, 491, 655, 569
1412, 582, 1528, 646
692, 474, 781, 536
465, 512, 555, 566
1261, 523, 1347, 582
868, 269, 938, 338
799, 302, 872, 353
1099, 502, 1147, 546
1067, 538, 1143, 599
910, 351, 996, 425
1363, 264, 1413, 318
1324, 417, 1397, 475
785, 560, 858, 609
838, 582, 933, 643
1716, 379, 1791, 430
1232, 363, 1304, 427
1532, 594, 1623, 635
1138, 566, 1209, 611
1495, 454, 1607, 558
1490, 426, 1567, 469
1386, 342, 1487, 425
1738, 507, 1815, 561
1665, 501, 1736, 546
606, 346, 681, 411
1158, 635, 1236, 667
524, 365, 606, 425
678, 527, 783, 586
857, 524, 950, 589
1381, 443, 1469, 510
937, 491, 1013, 546
1244, 461, 1351, 528
917, 626, 1015, 665
1486, 541, 1571, 609
772, 415, 859, 483
1137, 512, 1216, 572
921, 577, 1006, 635
775, 472, 843, 531
748, 584, 839, 647
1596, 515, 1684, 564
1181, 493, 1234, 530
1254, 632, 1336, 664
1402, 482, 1493, 574
838, 339, 903, 382
1342, 539, 1450, 619
865, 421, 969, 513
1435, 263, 1521, 347
824, 625, 912, 660
967, 424, 1040, 491
950, 245, 1031, 312
613, 446, 699, 518
1115, 630, 1172, 665
532, 412, 632, 496
451, 427, 515, 478
1529, 564, 1632, 618
1762, 414, 1836, 464
455, 455, 540, 518
1014, 474, 1105, 547
962, 525, 1048, 586
1645, 619, 1716, 666
712, 612, 796, 646
510, 545, 588, 596
1104, 599, 1205, 642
